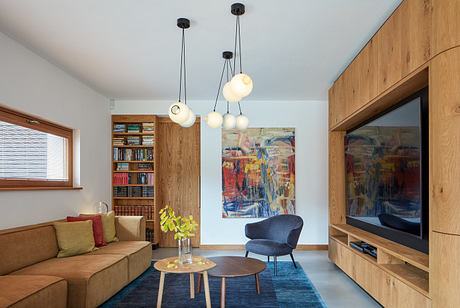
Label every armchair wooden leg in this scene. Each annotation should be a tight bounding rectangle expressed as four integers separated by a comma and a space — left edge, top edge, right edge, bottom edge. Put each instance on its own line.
267, 256, 270, 262
290, 253, 297, 268
274, 256, 278, 276
245, 251, 249, 257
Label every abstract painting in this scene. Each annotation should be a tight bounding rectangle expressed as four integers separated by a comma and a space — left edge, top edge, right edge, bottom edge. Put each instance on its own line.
222, 128, 295, 218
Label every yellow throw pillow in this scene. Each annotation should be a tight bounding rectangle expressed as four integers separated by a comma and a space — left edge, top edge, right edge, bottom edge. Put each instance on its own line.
80, 211, 119, 243
54, 220, 96, 258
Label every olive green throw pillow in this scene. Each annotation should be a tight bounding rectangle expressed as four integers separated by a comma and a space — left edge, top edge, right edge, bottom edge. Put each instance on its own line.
80, 211, 118, 243
54, 220, 96, 258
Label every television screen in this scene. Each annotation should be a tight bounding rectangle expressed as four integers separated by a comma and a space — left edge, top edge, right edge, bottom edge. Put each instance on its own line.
345, 96, 423, 237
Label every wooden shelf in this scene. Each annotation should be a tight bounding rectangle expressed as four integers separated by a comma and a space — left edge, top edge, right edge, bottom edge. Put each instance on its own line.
381, 264, 429, 296
113, 197, 154, 200
330, 234, 348, 246
146, 219, 154, 223
113, 145, 154, 148
113, 170, 154, 173
113, 161, 153, 163
113, 132, 154, 135
331, 224, 429, 272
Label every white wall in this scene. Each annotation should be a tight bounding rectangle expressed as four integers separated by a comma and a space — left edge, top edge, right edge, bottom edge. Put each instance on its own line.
0, 32, 111, 229
112, 99, 329, 245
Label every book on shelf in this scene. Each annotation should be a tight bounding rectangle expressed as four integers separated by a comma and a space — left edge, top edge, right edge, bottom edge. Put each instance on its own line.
142, 136, 154, 145
113, 186, 154, 197
138, 163, 153, 171
142, 122, 154, 132
113, 137, 125, 145
113, 172, 131, 184
137, 172, 154, 185
146, 228, 154, 243
113, 205, 155, 220
116, 162, 129, 171
113, 148, 153, 161
127, 136, 140, 145
127, 124, 141, 133
113, 124, 126, 133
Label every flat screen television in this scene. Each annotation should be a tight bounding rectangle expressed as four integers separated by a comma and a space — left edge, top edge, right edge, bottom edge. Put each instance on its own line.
344, 87, 428, 254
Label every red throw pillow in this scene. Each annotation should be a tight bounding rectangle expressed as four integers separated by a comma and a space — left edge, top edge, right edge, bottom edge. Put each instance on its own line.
67, 216, 107, 247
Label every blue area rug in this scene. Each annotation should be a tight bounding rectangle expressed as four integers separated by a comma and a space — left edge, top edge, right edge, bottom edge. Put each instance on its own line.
100, 261, 327, 308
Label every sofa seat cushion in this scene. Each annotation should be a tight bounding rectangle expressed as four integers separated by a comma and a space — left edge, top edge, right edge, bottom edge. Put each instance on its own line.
0, 275, 67, 308
246, 239, 292, 256
10, 254, 128, 308
88, 241, 152, 282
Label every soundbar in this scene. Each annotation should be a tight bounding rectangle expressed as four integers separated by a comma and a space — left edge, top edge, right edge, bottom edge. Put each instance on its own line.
349, 241, 377, 258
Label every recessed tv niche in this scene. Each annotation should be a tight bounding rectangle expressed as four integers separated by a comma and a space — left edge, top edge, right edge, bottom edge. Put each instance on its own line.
344, 87, 428, 254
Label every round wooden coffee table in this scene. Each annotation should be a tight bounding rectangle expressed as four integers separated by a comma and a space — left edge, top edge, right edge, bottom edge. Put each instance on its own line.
154, 256, 216, 308
197, 256, 266, 308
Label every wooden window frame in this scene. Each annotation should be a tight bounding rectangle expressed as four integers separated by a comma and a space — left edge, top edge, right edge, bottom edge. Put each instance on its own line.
0, 105, 73, 189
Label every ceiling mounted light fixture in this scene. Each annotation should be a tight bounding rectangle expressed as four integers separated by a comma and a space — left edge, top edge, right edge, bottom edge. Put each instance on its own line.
206, 51, 249, 130
227, 3, 253, 99
168, 18, 195, 127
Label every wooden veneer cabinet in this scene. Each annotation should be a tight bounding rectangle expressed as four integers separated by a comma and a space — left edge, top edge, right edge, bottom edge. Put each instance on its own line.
328, 0, 460, 306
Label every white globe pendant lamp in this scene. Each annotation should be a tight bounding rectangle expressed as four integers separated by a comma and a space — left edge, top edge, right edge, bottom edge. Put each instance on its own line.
180, 110, 196, 127
226, 3, 253, 100
206, 111, 223, 128
222, 112, 237, 129
230, 73, 253, 98
223, 82, 241, 103
168, 18, 195, 126
235, 113, 249, 130
168, 102, 190, 124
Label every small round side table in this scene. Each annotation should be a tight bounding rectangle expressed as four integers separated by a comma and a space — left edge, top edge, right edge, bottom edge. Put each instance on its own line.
154, 256, 216, 308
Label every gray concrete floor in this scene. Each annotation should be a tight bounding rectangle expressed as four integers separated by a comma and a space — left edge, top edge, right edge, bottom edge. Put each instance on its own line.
152, 248, 382, 308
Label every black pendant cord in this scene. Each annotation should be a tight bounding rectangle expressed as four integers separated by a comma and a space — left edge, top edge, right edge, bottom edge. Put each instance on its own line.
182, 28, 187, 105
178, 29, 184, 102
238, 16, 242, 74
213, 59, 227, 111
237, 101, 243, 115
233, 16, 238, 77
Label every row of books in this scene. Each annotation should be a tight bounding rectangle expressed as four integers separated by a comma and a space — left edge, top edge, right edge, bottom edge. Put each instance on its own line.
113, 172, 154, 185
116, 163, 129, 171
113, 186, 154, 197
142, 122, 154, 132
113, 206, 155, 219
138, 163, 153, 171
113, 124, 126, 133
113, 148, 153, 161
146, 228, 154, 243
112, 137, 155, 146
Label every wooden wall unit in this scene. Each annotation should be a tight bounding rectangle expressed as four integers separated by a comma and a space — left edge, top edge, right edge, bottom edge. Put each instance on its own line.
328, 0, 460, 306
157, 117, 201, 248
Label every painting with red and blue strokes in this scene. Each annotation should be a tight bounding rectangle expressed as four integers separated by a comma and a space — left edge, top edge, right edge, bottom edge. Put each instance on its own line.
222, 128, 295, 218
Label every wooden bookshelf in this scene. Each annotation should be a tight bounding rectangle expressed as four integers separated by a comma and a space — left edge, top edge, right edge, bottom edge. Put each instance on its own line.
112, 115, 159, 246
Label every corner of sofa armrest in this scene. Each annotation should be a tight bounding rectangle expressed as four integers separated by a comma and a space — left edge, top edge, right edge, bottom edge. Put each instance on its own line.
115, 216, 146, 241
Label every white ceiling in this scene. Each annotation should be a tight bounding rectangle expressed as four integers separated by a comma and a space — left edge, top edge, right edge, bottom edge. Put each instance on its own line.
0, 0, 401, 101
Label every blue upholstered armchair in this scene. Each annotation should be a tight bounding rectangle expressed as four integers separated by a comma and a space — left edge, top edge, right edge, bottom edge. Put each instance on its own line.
244, 214, 303, 275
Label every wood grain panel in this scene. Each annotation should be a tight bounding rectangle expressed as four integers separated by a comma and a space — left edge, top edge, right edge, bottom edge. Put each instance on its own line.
328, 75, 346, 128
431, 0, 460, 56
378, 0, 431, 93
328, 131, 346, 226
430, 47, 460, 235
157, 117, 200, 247
431, 231, 460, 307
390, 276, 431, 308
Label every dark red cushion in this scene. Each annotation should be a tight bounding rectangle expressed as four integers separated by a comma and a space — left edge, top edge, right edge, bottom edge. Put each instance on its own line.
66, 215, 107, 247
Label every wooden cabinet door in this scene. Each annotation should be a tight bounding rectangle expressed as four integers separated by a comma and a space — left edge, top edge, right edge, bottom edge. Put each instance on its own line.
157, 117, 201, 247
378, 0, 431, 93
430, 47, 460, 235
431, 0, 460, 56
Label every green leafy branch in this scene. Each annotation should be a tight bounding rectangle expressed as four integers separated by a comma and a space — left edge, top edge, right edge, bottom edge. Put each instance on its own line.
159, 205, 198, 240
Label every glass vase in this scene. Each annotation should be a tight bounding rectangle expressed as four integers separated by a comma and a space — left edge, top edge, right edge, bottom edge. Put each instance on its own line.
178, 238, 192, 264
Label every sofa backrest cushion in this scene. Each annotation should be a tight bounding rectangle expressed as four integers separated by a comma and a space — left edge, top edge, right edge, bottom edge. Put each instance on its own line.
0, 223, 59, 275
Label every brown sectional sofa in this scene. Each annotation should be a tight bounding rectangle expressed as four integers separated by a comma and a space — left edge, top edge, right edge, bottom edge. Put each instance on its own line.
0, 216, 152, 308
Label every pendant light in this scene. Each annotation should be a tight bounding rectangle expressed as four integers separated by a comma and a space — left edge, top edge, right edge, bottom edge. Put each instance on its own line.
228, 3, 253, 99
168, 18, 195, 127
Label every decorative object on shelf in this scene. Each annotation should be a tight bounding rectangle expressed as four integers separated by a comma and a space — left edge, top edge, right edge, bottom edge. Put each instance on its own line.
206, 51, 248, 129
228, 3, 253, 99
168, 18, 195, 127
159, 205, 198, 264
222, 128, 296, 218
95, 201, 109, 214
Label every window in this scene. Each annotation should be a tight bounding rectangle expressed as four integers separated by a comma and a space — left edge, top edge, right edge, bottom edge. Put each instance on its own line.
0, 105, 73, 189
